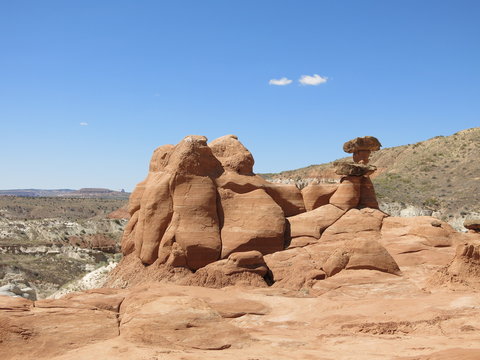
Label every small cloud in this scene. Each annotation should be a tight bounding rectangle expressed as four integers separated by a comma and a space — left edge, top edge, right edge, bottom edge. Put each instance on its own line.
154, 93, 161, 97
269, 77, 293, 86
79, 122, 88, 126
299, 74, 328, 86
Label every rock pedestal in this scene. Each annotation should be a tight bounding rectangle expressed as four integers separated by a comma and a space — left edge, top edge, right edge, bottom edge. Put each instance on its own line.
331, 136, 382, 211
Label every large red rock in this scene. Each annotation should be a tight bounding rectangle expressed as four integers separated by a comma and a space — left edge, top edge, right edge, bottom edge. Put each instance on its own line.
6, 134, 480, 359
148, 144, 174, 172
322, 238, 401, 277
329, 176, 362, 210
320, 208, 387, 243
264, 246, 327, 290
209, 134, 254, 175
219, 188, 285, 258
115, 134, 454, 291
180, 251, 269, 288
301, 183, 338, 211
121, 136, 223, 268
134, 172, 172, 264
287, 204, 345, 239
165, 135, 223, 177
171, 175, 221, 270
263, 183, 306, 216
214, 170, 267, 193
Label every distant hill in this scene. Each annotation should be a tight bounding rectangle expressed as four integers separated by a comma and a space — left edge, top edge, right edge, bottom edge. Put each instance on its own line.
262, 127, 480, 223
0, 188, 130, 199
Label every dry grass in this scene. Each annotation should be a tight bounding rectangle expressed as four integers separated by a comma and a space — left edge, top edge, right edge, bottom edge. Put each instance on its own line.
0, 197, 128, 220
262, 127, 480, 214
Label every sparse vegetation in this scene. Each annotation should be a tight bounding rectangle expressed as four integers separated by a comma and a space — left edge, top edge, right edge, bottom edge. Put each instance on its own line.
262, 127, 480, 215
0, 196, 128, 220
0, 196, 128, 298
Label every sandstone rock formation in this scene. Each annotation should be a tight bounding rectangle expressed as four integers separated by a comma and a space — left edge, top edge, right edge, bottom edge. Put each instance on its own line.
107, 133, 480, 305
343, 135, 381, 164
322, 238, 400, 277
3, 135, 480, 360
113, 134, 398, 287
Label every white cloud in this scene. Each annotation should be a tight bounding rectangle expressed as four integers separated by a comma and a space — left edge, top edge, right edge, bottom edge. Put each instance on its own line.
299, 74, 328, 86
269, 77, 293, 86
79, 122, 88, 126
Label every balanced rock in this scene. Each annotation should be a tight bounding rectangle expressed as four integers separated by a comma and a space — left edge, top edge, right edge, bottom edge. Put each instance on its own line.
343, 136, 381, 164
334, 161, 377, 176
343, 136, 382, 153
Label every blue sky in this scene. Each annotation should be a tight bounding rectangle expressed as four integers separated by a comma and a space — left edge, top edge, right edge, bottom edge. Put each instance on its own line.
1, 1, 479, 191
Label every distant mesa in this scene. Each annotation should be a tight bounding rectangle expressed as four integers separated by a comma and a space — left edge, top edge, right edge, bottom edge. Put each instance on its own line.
0, 188, 130, 199
77, 188, 117, 194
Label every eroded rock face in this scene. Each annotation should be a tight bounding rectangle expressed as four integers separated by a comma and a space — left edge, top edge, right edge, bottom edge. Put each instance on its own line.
209, 134, 254, 175
302, 183, 338, 211
122, 135, 294, 271
329, 176, 362, 210
323, 238, 401, 277
116, 134, 396, 285
219, 188, 285, 258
